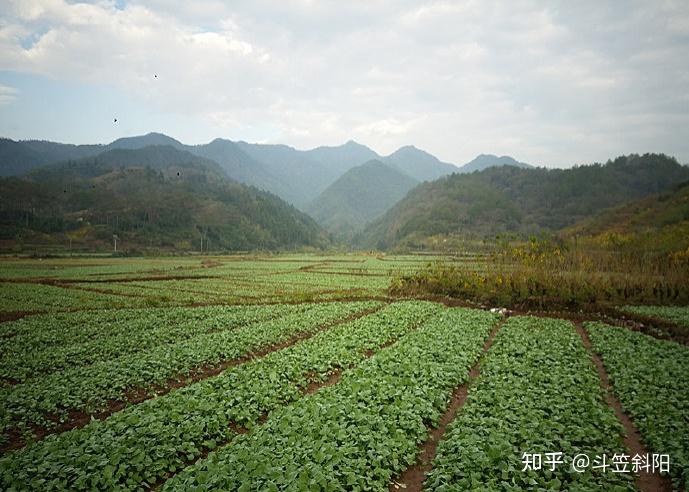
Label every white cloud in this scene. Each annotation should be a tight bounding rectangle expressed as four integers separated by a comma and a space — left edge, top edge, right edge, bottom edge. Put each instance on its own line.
0, 0, 688, 165
0, 84, 18, 105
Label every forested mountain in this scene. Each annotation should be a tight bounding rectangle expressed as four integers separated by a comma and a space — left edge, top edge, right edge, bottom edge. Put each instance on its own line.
306, 160, 419, 241
383, 146, 458, 181
0, 145, 328, 252
457, 154, 532, 173
0, 134, 461, 207
359, 153, 689, 249
563, 180, 689, 254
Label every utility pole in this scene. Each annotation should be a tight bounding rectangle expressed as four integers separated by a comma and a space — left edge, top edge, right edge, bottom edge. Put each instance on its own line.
113, 234, 118, 253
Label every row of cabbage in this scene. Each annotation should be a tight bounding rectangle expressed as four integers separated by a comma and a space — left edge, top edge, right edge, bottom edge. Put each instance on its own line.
622, 305, 689, 330
0, 301, 443, 490
586, 321, 689, 490
427, 316, 635, 491
0, 304, 298, 382
160, 307, 499, 491
0, 282, 141, 313
0, 301, 376, 440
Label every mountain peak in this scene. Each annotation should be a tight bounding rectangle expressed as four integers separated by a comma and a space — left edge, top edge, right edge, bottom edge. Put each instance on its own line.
458, 154, 532, 173
109, 132, 183, 150
383, 145, 457, 182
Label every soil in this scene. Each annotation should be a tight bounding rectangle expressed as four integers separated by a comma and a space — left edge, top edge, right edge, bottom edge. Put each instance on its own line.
574, 323, 673, 492
389, 318, 504, 491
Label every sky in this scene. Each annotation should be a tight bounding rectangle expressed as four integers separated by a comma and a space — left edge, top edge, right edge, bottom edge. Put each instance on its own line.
0, 1, 688, 168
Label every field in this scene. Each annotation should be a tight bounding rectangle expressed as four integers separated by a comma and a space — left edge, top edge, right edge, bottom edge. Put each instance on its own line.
0, 254, 687, 491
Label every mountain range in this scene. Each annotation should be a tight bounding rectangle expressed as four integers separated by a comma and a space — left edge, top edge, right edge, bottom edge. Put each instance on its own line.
359, 153, 689, 249
3, 132, 686, 254
0, 133, 534, 208
0, 145, 327, 252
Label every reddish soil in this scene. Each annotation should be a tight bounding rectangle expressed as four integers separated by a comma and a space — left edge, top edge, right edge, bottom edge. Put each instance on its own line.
574, 323, 673, 492
389, 318, 504, 491
303, 370, 342, 395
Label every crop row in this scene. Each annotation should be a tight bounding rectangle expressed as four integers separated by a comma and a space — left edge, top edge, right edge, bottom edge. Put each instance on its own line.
161, 307, 499, 491
0, 304, 300, 382
585, 321, 689, 490
0, 282, 140, 313
0, 301, 377, 438
0, 301, 440, 490
426, 316, 635, 491
622, 305, 689, 330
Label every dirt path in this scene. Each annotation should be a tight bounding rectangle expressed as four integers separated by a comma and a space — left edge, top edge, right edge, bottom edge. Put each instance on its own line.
389, 317, 505, 491
574, 322, 673, 492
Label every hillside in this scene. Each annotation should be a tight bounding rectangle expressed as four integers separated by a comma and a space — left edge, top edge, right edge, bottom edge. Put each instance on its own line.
360, 153, 689, 249
0, 146, 328, 252
564, 180, 689, 254
305, 160, 419, 240
458, 154, 532, 173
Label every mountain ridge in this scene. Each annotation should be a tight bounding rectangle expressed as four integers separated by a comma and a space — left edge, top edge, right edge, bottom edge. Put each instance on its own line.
305, 159, 419, 241
359, 153, 689, 249
0, 144, 328, 252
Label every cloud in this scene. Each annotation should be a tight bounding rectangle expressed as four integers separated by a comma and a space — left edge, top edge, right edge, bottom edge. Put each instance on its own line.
0, 0, 688, 166
0, 84, 18, 105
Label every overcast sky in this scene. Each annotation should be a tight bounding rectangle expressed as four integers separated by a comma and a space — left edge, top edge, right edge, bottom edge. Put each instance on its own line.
1, 0, 688, 167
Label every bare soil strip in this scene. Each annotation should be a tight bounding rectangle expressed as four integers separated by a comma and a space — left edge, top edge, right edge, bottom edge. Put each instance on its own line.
574, 323, 673, 492
0, 305, 384, 453
389, 317, 506, 492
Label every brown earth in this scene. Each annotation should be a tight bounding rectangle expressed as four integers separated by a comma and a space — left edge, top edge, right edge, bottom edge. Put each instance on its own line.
389, 318, 505, 491
574, 322, 673, 492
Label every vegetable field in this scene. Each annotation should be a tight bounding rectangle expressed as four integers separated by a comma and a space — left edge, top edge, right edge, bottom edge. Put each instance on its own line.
0, 254, 686, 491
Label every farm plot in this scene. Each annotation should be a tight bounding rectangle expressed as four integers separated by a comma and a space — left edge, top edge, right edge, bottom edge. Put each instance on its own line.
0, 282, 143, 313
0, 304, 299, 382
0, 301, 441, 490
622, 305, 689, 330
426, 316, 635, 491
161, 307, 499, 491
0, 301, 376, 440
586, 322, 689, 490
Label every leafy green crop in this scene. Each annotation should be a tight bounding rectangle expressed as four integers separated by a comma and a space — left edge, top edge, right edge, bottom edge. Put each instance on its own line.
161, 307, 498, 491
426, 316, 635, 491
0, 304, 295, 382
586, 321, 689, 490
0, 301, 436, 490
0, 301, 374, 437
622, 305, 689, 330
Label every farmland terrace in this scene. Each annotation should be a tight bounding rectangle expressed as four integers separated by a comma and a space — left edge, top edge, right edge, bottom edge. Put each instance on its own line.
0, 253, 687, 491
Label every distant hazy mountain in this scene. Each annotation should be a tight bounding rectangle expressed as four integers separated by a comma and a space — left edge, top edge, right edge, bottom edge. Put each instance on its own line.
107, 132, 186, 151
28, 145, 227, 183
306, 160, 419, 240
0, 138, 103, 176
0, 145, 328, 252
1, 132, 533, 210
458, 154, 532, 173
360, 153, 689, 249
383, 145, 458, 181
306, 140, 380, 176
